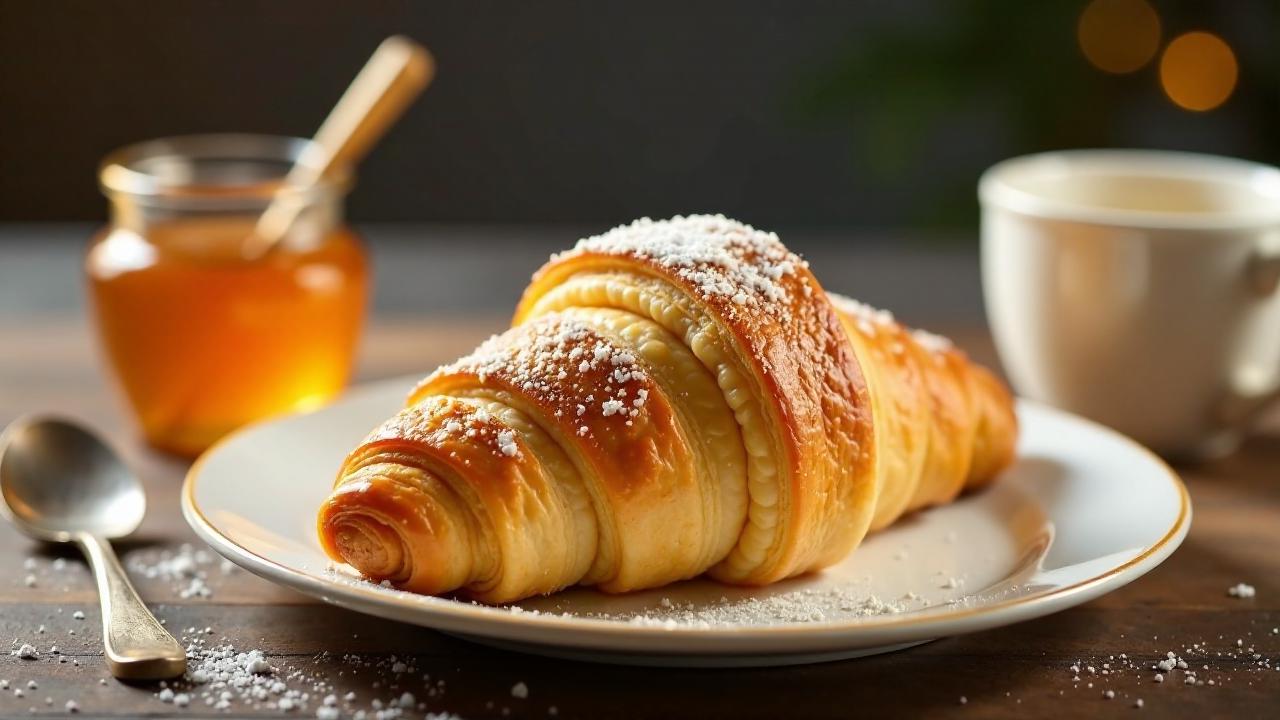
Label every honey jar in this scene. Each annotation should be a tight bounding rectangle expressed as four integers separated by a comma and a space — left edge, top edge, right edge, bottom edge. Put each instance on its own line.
87, 134, 369, 456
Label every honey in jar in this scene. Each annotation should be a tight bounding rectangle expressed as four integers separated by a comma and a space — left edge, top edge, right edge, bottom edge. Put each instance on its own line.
87, 135, 369, 456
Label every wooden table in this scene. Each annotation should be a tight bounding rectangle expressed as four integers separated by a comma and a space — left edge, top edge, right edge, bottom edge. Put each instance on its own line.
1, 304, 1278, 717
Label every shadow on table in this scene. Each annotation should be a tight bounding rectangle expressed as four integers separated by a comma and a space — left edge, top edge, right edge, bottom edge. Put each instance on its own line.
1120, 432, 1280, 609
1182, 431, 1280, 499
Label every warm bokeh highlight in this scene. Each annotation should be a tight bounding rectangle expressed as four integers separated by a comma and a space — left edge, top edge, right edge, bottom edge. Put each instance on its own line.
1159, 31, 1238, 112
1078, 0, 1161, 74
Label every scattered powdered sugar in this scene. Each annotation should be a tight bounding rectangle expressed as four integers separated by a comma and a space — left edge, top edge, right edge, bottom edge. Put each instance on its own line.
1227, 582, 1256, 598
124, 543, 237, 599
11, 545, 1273, 716
579, 587, 924, 629
329, 562, 924, 630
176, 639, 320, 713
1055, 634, 1279, 707
146, 629, 467, 718
562, 214, 806, 320
16, 555, 88, 594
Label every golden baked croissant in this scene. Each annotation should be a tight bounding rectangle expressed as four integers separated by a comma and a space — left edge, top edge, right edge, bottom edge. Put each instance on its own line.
318, 215, 1017, 603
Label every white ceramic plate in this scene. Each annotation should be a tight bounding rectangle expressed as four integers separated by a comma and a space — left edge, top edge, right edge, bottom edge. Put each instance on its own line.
183, 376, 1190, 667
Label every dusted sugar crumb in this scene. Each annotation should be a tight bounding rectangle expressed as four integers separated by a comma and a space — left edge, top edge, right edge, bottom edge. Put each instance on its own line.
496, 430, 519, 458
11, 644, 37, 659
1226, 583, 1255, 598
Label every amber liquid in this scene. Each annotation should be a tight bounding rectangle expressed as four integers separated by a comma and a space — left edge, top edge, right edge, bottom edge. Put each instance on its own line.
86, 217, 368, 456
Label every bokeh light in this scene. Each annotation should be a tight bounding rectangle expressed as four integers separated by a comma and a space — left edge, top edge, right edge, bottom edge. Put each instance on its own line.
1078, 0, 1162, 74
1159, 31, 1238, 111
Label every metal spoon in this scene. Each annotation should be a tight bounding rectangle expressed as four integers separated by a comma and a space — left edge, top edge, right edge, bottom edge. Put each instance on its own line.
0, 416, 186, 680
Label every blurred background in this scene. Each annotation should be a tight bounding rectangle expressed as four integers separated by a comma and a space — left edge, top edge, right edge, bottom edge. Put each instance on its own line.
1, 0, 1276, 320
2, 0, 1274, 228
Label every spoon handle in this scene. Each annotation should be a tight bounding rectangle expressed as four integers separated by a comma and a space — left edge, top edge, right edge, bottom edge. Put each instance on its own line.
77, 533, 187, 680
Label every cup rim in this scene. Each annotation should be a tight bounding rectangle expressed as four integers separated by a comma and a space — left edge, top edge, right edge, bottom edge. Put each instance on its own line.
979, 149, 1280, 231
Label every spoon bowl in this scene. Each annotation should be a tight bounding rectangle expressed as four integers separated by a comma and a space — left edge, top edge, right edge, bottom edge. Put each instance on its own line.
0, 416, 146, 541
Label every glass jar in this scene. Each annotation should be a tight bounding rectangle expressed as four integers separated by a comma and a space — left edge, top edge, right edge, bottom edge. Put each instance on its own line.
87, 134, 369, 457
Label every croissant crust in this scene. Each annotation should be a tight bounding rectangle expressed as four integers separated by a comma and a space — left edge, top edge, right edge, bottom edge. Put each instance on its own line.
318, 215, 1016, 603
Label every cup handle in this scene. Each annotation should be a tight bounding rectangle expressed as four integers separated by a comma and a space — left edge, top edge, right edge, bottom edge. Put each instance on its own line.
1248, 234, 1280, 296
1221, 238, 1280, 430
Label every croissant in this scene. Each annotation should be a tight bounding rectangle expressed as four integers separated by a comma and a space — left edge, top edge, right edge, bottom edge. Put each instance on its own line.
318, 215, 1017, 603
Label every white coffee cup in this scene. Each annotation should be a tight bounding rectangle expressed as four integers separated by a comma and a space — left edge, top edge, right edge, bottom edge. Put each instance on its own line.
980, 150, 1280, 458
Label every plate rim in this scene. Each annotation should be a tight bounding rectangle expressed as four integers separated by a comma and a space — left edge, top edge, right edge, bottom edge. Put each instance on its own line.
181, 380, 1191, 654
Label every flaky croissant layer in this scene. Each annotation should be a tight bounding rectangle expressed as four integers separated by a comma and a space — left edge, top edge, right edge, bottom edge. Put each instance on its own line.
318, 215, 1017, 603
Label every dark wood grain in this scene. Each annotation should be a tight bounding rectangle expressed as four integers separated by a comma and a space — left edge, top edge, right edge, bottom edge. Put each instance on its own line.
0, 316, 1277, 720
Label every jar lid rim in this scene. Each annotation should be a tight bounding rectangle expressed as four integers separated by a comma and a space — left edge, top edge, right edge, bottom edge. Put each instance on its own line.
99, 133, 352, 206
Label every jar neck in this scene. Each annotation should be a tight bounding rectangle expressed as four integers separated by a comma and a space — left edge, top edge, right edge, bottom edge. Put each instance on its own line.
107, 192, 346, 251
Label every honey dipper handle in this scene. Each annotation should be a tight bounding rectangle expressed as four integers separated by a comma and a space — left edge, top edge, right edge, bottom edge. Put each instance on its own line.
248, 35, 435, 257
